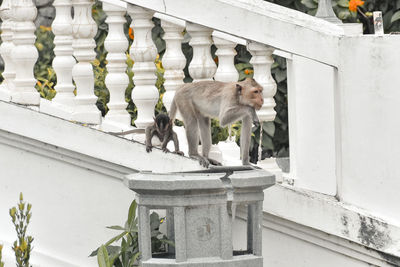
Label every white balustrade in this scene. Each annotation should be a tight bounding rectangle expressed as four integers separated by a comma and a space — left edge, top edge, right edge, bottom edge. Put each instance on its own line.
50, 0, 75, 106
71, 0, 101, 124
248, 41, 282, 181
156, 13, 186, 112
128, 5, 159, 129
101, 2, 131, 131
11, 0, 39, 105
186, 22, 216, 82
0, 0, 15, 101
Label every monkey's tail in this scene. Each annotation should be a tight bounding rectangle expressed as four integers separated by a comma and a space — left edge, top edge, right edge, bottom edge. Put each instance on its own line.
169, 98, 177, 121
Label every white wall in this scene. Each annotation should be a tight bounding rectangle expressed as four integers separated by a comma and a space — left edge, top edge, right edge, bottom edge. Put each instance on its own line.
0, 138, 134, 266
337, 35, 400, 222
287, 55, 337, 196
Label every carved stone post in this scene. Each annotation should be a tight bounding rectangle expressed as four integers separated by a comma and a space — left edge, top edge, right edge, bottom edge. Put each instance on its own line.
71, 0, 101, 124
186, 22, 216, 82
11, 0, 40, 105
248, 41, 282, 182
50, 0, 75, 106
156, 13, 186, 112
101, 2, 131, 131
128, 5, 159, 129
0, 0, 15, 101
125, 168, 275, 266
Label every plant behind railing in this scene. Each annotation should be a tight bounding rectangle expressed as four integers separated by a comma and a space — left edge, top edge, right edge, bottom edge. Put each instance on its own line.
91, 200, 172, 267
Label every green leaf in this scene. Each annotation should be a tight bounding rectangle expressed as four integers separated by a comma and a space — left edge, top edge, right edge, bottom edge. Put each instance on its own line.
262, 121, 276, 137
301, 0, 317, 9
97, 245, 111, 267
129, 252, 141, 267
337, 0, 349, 8
391, 10, 400, 24
106, 225, 125, 231
262, 135, 274, 150
127, 200, 137, 228
274, 69, 287, 83
105, 232, 127, 247
235, 63, 253, 71
338, 9, 351, 20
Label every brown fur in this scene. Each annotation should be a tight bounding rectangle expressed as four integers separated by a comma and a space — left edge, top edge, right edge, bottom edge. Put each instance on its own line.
170, 78, 263, 166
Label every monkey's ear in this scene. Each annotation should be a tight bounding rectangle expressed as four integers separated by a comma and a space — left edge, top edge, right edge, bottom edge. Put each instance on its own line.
236, 84, 242, 95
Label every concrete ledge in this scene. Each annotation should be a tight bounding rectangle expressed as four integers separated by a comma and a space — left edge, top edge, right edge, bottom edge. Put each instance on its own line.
262, 184, 400, 265
0, 100, 204, 173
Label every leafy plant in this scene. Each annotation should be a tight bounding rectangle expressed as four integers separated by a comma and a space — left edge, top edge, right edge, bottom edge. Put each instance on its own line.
0, 244, 4, 267
90, 200, 172, 267
9, 193, 34, 267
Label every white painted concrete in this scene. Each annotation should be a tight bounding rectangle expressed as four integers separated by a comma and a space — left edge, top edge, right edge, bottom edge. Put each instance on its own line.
287, 55, 337, 196
337, 35, 400, 223
0, 132, 134, 266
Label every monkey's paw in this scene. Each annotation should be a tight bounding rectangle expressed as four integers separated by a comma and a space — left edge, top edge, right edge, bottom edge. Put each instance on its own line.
174, 151, 184, 156
162, 147, 170, 153
208, 158, 222, 166
146, 146, 152, 152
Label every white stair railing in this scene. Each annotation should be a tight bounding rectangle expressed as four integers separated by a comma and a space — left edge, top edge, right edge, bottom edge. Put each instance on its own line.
0, 0, 282, 170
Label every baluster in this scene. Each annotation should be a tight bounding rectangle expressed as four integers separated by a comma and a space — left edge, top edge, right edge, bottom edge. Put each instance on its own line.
248, 41, 282, 181
71, 0, 101, 124
186, 22, 216, 82
212, 31, 243, 82
11, 0, 40, 105
128, 5, 159, 129
0, 0, 15, 101
156, 13, 186, 112
49, 0, 75, 106
101, 2, 131, 131
212, 31, 245, 165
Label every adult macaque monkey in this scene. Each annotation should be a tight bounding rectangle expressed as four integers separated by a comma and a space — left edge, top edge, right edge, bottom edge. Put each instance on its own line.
109, 113, 184, 156
169, 78, 263, 167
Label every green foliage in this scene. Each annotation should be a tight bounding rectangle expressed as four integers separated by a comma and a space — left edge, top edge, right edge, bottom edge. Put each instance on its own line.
91, 200, 171, 267
34, 26, 56, 100
9, 193, 34, 267
0, 244, 4, 267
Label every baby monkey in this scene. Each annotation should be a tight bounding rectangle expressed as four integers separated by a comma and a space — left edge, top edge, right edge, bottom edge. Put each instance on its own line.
169, 78, 263, 167
109, 113, 184, 156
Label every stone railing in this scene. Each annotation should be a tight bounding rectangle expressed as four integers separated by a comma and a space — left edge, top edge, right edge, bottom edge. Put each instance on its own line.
0, 0, 364, 195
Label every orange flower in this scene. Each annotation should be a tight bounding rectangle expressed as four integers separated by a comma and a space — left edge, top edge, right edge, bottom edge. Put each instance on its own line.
244, 69, 254, 75
348, 0, 364, 12
129, 28, 134, 40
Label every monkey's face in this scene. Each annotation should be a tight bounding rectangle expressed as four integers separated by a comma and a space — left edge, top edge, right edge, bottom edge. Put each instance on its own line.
237, 79, 264, 110
249, 86, 264, 110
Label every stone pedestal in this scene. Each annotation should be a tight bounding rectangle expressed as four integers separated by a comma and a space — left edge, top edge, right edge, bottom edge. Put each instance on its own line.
124, 166, 275, 267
